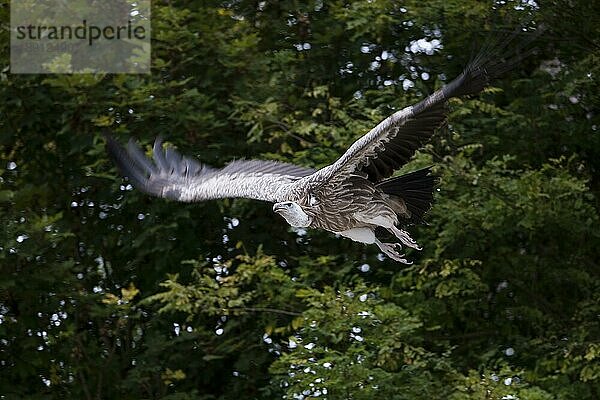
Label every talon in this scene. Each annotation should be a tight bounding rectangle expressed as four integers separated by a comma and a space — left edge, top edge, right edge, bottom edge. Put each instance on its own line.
374, 239, 412, 264
389, 226, 422, 250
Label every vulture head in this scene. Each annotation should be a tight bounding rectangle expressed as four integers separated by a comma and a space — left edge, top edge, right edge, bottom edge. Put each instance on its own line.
273, 202, 312, 228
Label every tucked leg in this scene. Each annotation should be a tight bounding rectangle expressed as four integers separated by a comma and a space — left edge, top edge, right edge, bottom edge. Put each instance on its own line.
389, 225, 422, 250
374, 239, 412, 264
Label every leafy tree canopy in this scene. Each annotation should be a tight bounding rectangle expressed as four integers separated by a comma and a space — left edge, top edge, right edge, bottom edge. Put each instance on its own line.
1, 0, 598, 399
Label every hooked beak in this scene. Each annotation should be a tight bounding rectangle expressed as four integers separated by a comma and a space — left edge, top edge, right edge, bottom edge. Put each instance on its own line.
273, 204, 286, 213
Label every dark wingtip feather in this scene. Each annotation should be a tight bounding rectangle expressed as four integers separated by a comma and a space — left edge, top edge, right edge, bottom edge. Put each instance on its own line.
105, 134, 153, 193
448, 26, 544, 98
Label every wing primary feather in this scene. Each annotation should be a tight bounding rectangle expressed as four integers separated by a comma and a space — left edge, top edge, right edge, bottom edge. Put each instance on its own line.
165, 147, 183, 174
412, 28, 541, 115
181, 156, 206, 176
106, 136, 155, 193
152, 137, 169, 172
126, 139, 158, 175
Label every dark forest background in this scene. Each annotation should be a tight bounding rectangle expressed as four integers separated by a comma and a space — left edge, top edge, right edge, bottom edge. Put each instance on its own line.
1, 0, 599, 398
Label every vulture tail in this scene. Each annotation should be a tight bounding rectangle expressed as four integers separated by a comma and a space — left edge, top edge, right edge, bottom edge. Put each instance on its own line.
377, 167, 436, 224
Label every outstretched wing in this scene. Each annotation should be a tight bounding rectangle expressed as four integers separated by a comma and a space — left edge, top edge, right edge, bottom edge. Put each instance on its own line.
106, 136, 315, 203
314, 31, 538, 184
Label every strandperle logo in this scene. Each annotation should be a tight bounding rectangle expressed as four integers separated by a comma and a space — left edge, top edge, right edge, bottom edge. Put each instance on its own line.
15, 19, 147, 47
10, 0, 150, 74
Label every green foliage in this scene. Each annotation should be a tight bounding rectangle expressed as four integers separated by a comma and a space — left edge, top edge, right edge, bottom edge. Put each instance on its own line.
1, 0, 599, 399
269, 282, 456, 399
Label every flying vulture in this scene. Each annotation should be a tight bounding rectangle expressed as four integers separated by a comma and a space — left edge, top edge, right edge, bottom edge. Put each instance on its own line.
106, 39, 530, 263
